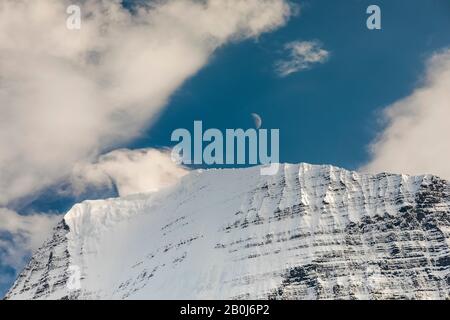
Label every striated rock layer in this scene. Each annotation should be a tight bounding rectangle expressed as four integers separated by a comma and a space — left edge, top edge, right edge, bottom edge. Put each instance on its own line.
6, 164, 450, 300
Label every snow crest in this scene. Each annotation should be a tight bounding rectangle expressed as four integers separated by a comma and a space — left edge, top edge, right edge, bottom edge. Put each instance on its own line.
6, 164, 450, 299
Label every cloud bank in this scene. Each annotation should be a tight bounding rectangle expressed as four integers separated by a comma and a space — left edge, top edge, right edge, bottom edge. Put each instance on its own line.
363, 49, 450, 179
275, 40, 329, 76
0, 0, 292, 206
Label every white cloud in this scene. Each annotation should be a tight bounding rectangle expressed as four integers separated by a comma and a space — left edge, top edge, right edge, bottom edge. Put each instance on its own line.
0, 208, 61, 271
275, 40, 330, 76
0, 0, 292, 206
71, 148, 188, 197
363, 49, 450, 179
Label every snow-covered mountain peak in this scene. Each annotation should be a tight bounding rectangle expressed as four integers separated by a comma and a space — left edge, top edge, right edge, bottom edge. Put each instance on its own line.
6, 163, 450, 300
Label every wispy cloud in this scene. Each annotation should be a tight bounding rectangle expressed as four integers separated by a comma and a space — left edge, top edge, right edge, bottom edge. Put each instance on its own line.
70, 148, 188, 197
275, 40, 330, 77
0, 208, 61, 286
362, 49, 450, 179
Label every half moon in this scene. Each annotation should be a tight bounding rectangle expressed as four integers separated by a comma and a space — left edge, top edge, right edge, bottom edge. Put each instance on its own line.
251, 113, 262, 129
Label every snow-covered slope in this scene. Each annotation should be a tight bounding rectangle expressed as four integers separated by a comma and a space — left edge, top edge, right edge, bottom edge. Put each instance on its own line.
6, 164, 450, 299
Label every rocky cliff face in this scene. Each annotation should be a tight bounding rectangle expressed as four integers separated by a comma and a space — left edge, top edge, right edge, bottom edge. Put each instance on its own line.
5, 164, 450, 299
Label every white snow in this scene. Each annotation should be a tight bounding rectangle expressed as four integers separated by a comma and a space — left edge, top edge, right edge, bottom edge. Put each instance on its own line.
6, 163, 450, 300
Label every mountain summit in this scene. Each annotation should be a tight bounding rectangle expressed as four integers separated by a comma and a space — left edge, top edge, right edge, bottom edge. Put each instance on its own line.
6, 164, 450, 299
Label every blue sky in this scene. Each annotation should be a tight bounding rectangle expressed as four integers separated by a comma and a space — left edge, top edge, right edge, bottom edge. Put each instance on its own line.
1, 0, 450, 297
131, 0, 450, 169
